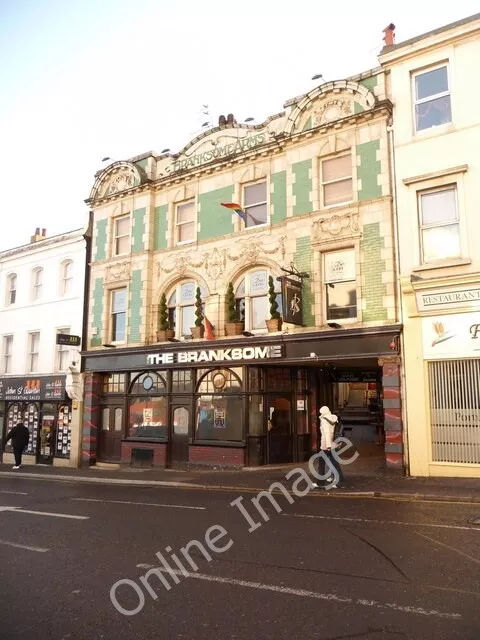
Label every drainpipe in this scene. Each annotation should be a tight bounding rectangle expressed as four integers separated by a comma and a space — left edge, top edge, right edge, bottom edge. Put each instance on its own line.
387, 123, 410, 476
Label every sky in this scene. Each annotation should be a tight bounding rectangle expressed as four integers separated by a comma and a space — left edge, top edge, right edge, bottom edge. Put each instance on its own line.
0, 0, 478, 250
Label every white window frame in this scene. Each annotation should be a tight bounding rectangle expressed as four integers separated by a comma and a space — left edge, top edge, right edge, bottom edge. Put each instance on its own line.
234, 270, 281, 333
323, 249, 358, 323
60, 260, 73, 296
412, 63, 452, 133
243, 181, 268, 228
27, 331, 40, 373
110, 289, 127, 343
113, 215, 130, 257
56, 328, 71, 372
31, 267, 43, 301
321, 152, 353, 208
167, 281, 206, 338
175, 201, 196, 245
418, 185, 460, 265
2, 335, 13, 373
6, 273, 17, 306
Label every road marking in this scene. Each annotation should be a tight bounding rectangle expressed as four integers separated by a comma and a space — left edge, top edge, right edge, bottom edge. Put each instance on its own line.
283, 513, 480, 532
0, 490, 28, 495
416, 532, 480, 565
71, 498, 205, 510
0, 539, 49, 553
0, 506, 88, 520
159, 569, 461, 620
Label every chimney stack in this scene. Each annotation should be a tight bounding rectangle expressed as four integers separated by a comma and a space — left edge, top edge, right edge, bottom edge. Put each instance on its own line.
383, 23, 396, 47
30, 227, 47, 243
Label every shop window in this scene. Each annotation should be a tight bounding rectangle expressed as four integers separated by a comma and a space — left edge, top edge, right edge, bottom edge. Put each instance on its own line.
6, 274, 17, 306
56, 327, 70, 372
102, 407, 110, 430
111, 289, 127, 342
130, 371, 167, 395
266, 368, 292, 392
113, 215, 130, 256
196, 395, 243, 441
172, 370, 193, 392
167, 281, 207, 338
27, 331, 40, 373
418, 186, 460, 263
233, 270, 281, 332
60, 260, 73, 296
102, 373, 126, 394
248, 396, 264, 436
243, 181, 267, 228
197, 368, 243, 393
175, 201, 196, 244
2, 335, 13, 373
413, 64, 451, 132
56, 404, 72, 458
248, 367, 264, 392
322, 153, 353, 207
31, 267, 43, 301
128, 396, 168, 439
324, 249, 357, 321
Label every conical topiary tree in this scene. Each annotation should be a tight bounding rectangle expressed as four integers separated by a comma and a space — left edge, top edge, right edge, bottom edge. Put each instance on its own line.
268, 276, 280, 319
158, 293, 169, 331
226, 282, 237, 323
194, 287, 204, 327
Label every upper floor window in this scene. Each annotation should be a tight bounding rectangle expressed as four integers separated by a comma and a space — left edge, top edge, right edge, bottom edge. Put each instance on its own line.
2, 335, 13, 373
234, 269, 281, 331
6, 274, 17, 306
168, 281, 206, 337
413, 65, 452, 132
60, 260, 73, 296
27, 331, 40, 373
111, 289, 127, 342
31, 268, 43, 301
56, 328, 70, 372
324, 249, 357, 321
243, 182, 267, 227
176, 201, 195, 244
322, 154, 353, 206
114, 215, 130, 256
418, 186, 460, 263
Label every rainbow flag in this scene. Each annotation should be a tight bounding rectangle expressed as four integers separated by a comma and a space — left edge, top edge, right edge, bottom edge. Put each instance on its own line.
221, 202, 247, 223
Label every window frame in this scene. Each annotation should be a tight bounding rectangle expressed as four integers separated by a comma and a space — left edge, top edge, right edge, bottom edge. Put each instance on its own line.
31, 267, 43, 301
2, 334, 13, 373
233, 269, 281, 333
418, 184, 460, 265
60, 260, 73, 296
242, 180, 268, 228
6, 273, 17, 306
110, 288, 127, 344
55, 327, 71, 372
412, 63, 452, 133
323, 248, 358, 323
175, 200, 196, 245
27, 331, 40, 373
167, 281, 206, 338
113, 215, 131, 257
321, 152, 353, 208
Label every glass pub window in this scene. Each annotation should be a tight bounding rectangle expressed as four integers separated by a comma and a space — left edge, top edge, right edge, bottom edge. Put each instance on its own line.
102, 374, 126, 393
243, 182, 267, 227
114, 216, 130, 256
176, 202, 195, 244
324, 249, 357, 320
111, 289, 127, 342
414, 65, 452, 132
322, 154, 353, 206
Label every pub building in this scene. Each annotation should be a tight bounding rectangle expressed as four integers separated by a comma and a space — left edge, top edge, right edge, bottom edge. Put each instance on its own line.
82, 66, 405, 470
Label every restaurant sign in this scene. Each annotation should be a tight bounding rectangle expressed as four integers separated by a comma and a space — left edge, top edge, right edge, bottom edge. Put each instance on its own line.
146, 345, 283, 365
416, 287, 480, 312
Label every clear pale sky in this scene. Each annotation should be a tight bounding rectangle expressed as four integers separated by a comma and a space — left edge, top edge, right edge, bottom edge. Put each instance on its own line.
1, 0, 478, 250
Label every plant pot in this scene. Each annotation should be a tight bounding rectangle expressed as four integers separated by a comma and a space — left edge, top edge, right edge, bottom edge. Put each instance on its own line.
191, 325, 205, 339
156, 329, 175, 342
225, 321, 245, 336
266, 318, 283, 332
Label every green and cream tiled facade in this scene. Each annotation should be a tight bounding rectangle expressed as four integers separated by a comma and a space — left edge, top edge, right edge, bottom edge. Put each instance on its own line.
86, 69, 398, 349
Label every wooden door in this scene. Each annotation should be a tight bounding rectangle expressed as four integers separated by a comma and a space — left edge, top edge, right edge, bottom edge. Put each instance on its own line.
98, 405, 124, 461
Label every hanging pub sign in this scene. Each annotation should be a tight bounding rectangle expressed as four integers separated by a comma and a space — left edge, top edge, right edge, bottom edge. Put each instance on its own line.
280, 277, 304, 326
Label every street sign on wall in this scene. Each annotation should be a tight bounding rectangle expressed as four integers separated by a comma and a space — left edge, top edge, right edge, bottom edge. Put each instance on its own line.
56, 334, 81, 347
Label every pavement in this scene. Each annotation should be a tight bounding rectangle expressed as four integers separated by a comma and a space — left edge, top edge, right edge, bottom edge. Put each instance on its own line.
1, 476, 479, 639
1, 457, 479, 504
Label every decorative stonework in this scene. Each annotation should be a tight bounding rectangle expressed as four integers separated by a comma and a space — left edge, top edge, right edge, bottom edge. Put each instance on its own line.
103, 167, 139, 197
313, 99, 352, 126
105, 260, 130, 282
312, 212, 360, 242
225, 235, 286, 265
205, 247, 227, 282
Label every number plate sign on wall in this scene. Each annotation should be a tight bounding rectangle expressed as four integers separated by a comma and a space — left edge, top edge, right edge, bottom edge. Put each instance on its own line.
56, 334, 81, 346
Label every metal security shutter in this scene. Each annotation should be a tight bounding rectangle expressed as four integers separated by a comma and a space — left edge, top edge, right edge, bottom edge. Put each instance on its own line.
428, 359, 480, 464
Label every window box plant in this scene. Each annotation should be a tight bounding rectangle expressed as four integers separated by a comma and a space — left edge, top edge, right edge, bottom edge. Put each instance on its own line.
156, 293, 175, 342
191, 287, 205, 339
225, 282, 244, 336
266, 275, 283, 332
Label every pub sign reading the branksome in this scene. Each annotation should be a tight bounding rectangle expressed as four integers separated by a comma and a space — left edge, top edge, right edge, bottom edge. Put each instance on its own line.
146, 345, 283, 366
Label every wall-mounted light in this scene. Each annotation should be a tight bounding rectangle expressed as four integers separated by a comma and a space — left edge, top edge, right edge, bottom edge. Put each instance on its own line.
389, 336, 399, 351
242, 331, 255, 337
327, 322, 343, 329
103, 343, 116, 348
168, 338, 180, 343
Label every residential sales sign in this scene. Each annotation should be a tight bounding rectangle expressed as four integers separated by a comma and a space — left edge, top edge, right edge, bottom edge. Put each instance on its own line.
146, 345, 283, 365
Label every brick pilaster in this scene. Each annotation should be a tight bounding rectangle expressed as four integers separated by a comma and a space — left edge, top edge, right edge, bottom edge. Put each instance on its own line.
82, 373, 101, 466
378, 356, 404, 470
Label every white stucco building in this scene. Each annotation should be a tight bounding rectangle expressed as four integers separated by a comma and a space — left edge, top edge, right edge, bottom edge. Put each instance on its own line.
0, 225, 89, 467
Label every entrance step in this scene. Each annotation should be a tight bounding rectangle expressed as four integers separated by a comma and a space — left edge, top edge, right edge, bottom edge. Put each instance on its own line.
95, 462, 121, 470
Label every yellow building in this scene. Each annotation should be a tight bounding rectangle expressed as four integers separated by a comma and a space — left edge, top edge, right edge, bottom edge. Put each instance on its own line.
379, 13, 480, 477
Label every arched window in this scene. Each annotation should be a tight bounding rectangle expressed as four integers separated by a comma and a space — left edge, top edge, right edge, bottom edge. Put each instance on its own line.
31, 267, 43, 301
234, 269, 281, 331
60, 260, 73, 296
6, 274, 17, 306
195, 368, 243, 442
167, 281, 207, 338
127, 372, 168, 439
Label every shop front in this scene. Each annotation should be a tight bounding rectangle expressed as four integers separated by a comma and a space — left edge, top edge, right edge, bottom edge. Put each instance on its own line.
0, 376, 72, 466
82, 325, 402, 469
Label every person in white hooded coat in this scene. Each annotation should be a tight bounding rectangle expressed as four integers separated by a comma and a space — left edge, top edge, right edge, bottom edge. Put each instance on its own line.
318, 405, 344, 488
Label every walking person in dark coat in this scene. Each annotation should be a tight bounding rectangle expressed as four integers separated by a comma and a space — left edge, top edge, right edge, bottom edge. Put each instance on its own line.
5, 422, 30, 469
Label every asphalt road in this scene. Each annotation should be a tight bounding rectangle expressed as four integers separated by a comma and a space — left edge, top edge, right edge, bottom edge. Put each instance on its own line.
0, 476, 479, 640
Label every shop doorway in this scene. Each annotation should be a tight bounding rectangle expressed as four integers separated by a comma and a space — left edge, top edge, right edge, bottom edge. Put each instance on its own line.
170, 404, 189, 466
98, 405, 123, 461
266, 395, 293, 464
38, 413, 55, 464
